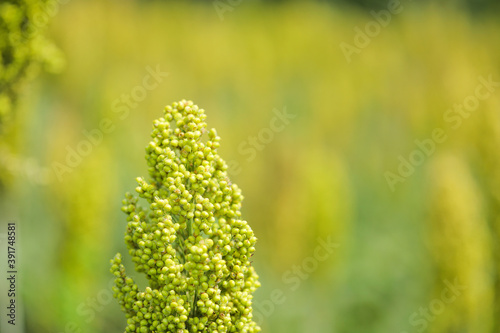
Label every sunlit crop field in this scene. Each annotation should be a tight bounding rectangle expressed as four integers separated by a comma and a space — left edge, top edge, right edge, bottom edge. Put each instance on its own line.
1, 0, 500, 332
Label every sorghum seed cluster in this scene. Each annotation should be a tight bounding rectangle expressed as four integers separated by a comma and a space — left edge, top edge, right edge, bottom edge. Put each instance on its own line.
111, 100, 261, 333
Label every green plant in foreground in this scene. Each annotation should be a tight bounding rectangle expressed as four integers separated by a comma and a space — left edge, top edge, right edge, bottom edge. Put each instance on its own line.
111, 100, 261, 333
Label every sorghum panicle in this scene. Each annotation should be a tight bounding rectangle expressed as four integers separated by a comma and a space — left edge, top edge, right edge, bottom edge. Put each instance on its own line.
111, 100, 261, 333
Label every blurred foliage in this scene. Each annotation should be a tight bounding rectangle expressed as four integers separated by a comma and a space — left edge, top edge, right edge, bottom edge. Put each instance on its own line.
330, 0, 500, 13
475, 94, 500, 332
1, 0, 500, 332
0, 0, 63, 130
0, 0, 63, 192
427, 155, 493, 333
160, 0, 500, 13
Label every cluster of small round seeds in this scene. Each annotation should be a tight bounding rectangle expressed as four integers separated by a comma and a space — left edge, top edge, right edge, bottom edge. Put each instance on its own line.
111, 100, 261, 333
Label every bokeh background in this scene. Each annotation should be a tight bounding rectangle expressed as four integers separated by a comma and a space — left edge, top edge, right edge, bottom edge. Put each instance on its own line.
1, 0, 500, 332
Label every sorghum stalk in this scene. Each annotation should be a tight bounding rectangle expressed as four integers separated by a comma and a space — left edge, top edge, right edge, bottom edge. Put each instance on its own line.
111, 100, 261, 333
427, 154, 493, 333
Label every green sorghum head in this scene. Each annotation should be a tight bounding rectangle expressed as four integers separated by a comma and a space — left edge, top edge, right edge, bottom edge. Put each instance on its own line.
111, 100, 261, 333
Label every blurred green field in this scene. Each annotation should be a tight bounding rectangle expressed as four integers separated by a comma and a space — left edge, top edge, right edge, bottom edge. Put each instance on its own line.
2, 0, 500, 332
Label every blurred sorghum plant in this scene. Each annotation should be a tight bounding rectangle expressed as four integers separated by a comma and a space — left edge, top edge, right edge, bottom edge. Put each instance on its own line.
0, 0, 63, 130
110, 100, 261, 333
427, 154, 494, 332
